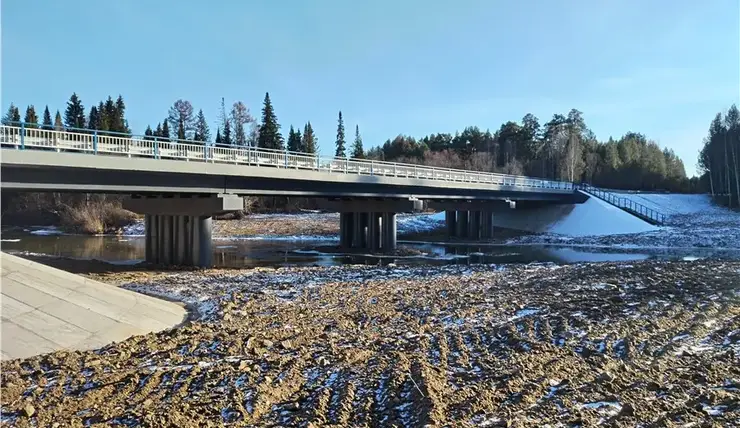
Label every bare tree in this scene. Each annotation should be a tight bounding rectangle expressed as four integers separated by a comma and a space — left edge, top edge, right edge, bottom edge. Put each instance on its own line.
230, 101, 256, 147
168, 100, 195, 140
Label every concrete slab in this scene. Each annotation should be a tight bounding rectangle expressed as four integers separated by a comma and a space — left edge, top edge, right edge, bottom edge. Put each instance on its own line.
0, 253, 187, 360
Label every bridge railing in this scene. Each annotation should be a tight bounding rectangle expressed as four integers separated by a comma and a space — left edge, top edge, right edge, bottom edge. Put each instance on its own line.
579, 184, 666, 225
1, 123, 574, 191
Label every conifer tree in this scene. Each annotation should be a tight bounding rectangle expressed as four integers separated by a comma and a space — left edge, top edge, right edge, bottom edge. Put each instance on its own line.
352, 124, 364, 158
302, 122, 318, 154
154, 122, 163, 138
193, 109, 210, 143
220, 98, 232, 146
161, 119, 171, 141
215, 128, 222, 145
87, 106, 100, 130
24, 105, 38, 128
64, 93, 86, 130
2, 103, 21, 125
287, 125, 302, 152
335, 111, 346, 157
257, 92, 283, 149
53, 111, 63, 130
42, 106, 52, 129
144, 125, 154, 141
177, 117, 186, 140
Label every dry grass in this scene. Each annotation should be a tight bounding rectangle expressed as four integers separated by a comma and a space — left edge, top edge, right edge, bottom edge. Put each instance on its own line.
59, 200, 138, 234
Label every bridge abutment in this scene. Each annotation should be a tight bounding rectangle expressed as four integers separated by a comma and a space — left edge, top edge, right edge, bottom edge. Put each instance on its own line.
124, 194, 242, 267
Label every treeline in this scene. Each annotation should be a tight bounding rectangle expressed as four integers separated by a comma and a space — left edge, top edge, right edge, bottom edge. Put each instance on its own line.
4, 94, 694, 193
698, 104, 740, 207
366, 109, 694, 192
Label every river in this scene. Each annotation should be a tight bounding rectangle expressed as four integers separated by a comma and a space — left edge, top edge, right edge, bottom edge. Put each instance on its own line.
3, 225, 739, 268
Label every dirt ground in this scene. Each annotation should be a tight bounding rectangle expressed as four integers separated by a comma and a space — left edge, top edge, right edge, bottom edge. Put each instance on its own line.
213, 213, 340, 237
1, 260, 739, 427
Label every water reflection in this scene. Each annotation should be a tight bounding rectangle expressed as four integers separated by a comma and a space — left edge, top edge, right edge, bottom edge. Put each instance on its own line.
2, 230, 738, 268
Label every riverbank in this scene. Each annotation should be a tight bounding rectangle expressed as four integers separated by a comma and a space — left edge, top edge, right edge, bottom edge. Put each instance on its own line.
1, 259, 738, 426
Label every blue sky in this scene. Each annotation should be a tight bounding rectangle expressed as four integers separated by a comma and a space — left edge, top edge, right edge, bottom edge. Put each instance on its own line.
2, 0, 738, 176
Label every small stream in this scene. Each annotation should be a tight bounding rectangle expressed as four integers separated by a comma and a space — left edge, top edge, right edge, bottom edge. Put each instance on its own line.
3, 226, 739, 268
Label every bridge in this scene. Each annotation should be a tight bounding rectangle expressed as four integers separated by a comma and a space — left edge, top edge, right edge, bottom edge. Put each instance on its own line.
1, 123, 583, 266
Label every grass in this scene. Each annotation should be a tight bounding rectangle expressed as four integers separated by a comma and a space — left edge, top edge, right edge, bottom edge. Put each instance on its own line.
59, 200, 138, 234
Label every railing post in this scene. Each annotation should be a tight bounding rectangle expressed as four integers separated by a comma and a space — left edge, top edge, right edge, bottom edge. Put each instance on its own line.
284, 150, 288, 168
19, 122, 25, 150
154, 137, 159, 159
93, 130, 98, 154
316, 155, 320, 170
370, 161, 374, 175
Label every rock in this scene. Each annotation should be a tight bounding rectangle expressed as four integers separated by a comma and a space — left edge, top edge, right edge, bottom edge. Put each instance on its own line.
238, 360, 250, 371
22, 404, 35, 417
619, 403, 634, 417
262, 339, 274, 348
280, 340, 292, 350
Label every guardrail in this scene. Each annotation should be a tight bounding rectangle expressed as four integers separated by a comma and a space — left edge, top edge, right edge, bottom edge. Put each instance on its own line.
0, 123, 574, 192
579, 184, 666, 225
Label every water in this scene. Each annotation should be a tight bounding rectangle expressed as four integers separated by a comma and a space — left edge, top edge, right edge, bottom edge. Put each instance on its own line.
3, 227, 739, 268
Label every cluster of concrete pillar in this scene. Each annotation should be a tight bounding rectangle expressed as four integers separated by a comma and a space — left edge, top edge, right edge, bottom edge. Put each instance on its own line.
144, 214, 213, 266
339, 212, 397, 251
445, 210, 495, 240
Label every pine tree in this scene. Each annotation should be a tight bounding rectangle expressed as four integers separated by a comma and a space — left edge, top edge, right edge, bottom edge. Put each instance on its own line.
87, 106, 100, 130
144, 125, 154, 141
53, 111, 63, 131
215, 129, 222, 145
114, 95, 130, 134
24, 105, 39, 128
161, 119, 171, 141
335, 111, 346, 157
42, 106, 52, 129
287, 125, 302, 152
2, 103, 21, 125
177, 117, 186, 140
193, 109, 210, 143
352, 124, 364, 158
221, 98, 232, 146
64, 93, 86, 130
257, 92, 283, 149
302, 122, 318, 154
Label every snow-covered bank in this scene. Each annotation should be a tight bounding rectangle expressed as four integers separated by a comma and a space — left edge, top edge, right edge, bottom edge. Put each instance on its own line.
511, 193, 740, 249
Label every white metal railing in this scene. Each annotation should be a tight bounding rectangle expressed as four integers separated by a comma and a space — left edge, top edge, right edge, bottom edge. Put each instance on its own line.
0, 124, 575, 191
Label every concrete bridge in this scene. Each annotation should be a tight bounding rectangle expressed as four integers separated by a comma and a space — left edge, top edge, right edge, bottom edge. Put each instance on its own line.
1, 124, 582, 266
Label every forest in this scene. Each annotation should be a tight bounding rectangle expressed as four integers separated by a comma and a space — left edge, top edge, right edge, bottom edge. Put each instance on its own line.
4, 93, 721, 231
698, 104, 740, 208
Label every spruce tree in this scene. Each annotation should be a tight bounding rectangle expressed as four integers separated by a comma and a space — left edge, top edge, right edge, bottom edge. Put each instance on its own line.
87, 106, 100, 130
335, 111, 346, 157
42, 106, 52, 129
193, 109, 210, 143
154, 122, 163, 138
161, 119, 171, 141
115, 95, 130, 134
302, 122, 318, 154
64, 93, 86, 130
257, 92, 283, 149
24, 105, 39, 128
177, 117, 186, 140
53, 111, 63, 130
295, 128, 302, 150
352, 124, 364, 158
101, 97, 116, 132
144, 125, 154, 141
287, 125, 302, 152
215, 129, 222, 145
2, 103, 21, 125
97, 101, 108, 131
220, 97, 232, 146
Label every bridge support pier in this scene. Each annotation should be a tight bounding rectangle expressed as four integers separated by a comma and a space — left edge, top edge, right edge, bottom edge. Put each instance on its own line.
317, 199, 422, 253
124, 194, 242, 267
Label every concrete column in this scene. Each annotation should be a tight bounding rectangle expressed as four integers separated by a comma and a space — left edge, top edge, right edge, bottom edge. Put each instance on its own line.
368, 212, 381, 252
360, 212, 369, 249
469, 211, 481, 241
340, 212, 353, 248
382, 212, 397, 251
352, 211, 363, 248
456, 210, 469, 239
483, 212, 494, 239
445, 210, 456, 238
173, 215, 187, 265
144, 214, 153, 262
197, 216, 213, 267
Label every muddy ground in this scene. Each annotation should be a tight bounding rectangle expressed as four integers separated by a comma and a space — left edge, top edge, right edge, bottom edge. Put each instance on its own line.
2, 260, 739, 427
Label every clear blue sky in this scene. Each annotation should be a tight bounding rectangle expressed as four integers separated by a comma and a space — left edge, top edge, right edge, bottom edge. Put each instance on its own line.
2, 0, 738, 176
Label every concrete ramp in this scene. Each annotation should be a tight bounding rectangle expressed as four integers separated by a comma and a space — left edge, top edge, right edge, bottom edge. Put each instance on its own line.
1, 253, 187, 360
493, 191, 659, 237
